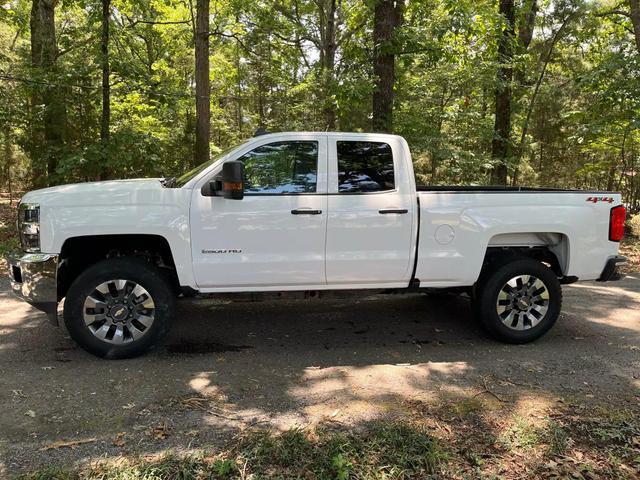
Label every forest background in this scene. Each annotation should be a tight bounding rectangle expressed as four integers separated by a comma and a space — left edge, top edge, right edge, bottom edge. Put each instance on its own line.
0, 0, 639, 212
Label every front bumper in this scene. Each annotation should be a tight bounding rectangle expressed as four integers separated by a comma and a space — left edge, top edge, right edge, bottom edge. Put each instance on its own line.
597, 255, 627, 282
8, 253, 59, 325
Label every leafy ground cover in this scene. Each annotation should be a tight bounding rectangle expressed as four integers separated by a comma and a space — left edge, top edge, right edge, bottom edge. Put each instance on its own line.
18, 399, 640, 480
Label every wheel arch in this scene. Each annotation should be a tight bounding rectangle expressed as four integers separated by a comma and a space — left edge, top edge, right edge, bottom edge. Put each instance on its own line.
57, 234, 179, 299
481, 232, 570, 279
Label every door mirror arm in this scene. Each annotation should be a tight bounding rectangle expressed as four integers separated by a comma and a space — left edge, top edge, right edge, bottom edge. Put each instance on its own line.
201, 178, 221, 197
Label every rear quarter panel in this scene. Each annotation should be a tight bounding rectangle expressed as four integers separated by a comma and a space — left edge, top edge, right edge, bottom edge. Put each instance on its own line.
415, 192, 622, 286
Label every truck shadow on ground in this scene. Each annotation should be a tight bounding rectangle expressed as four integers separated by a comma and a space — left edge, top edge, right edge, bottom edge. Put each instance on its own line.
0, 277, 638, 475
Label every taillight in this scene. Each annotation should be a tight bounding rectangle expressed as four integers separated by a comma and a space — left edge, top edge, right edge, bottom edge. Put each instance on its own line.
609, 205, 626, 242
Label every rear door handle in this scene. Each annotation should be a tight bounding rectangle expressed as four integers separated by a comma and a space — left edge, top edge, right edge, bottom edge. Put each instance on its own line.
291, 208, 322, 215
379, 209, 408, 214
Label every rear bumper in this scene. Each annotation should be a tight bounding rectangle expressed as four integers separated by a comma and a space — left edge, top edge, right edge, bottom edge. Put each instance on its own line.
7, 253, 59, 325
597, 255, 627, 282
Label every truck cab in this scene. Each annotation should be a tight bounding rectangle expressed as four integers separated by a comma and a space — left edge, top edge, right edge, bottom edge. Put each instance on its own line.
185, 132, 417, 291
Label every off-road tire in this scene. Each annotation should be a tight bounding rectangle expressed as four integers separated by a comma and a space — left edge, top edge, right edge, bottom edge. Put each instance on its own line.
63, 257, 174, 358
474, 258, 562, 344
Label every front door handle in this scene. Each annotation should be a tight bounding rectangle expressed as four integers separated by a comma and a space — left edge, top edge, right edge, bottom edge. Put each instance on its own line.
379, 208, 408, 214
291, 208, 322, 215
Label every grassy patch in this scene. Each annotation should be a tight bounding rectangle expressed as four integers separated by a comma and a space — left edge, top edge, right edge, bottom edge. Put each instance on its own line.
442, 396, 486, 419
19, 422, 447, 480
237, 423, 446, 478
498, 415, 545, 452
17, 404, 640, 480
404, 397, 640, 479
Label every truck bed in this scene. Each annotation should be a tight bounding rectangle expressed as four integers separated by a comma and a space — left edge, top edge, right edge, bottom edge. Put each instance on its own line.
414, 189, 621, 287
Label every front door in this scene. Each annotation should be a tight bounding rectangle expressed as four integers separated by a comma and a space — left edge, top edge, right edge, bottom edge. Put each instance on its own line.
191, 136, 328, 290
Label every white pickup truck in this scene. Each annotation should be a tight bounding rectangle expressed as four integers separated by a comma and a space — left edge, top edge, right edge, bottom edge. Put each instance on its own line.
9, 132, 627, 358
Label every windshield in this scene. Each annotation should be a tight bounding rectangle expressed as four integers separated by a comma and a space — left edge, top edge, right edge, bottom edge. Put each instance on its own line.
173, 144, 241, 187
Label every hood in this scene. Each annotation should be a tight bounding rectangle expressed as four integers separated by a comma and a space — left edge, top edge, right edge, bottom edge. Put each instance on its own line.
21, 178, 165, 207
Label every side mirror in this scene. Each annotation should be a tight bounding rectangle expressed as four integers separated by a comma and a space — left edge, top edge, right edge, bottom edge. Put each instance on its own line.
222, 161, 244, 200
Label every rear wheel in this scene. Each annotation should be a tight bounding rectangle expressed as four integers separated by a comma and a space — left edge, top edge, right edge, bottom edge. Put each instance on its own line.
63, 257, 174, 358
474, 258, 562, 343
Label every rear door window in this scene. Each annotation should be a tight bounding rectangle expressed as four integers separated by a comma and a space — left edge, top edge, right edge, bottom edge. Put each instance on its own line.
337, 141, 394, 193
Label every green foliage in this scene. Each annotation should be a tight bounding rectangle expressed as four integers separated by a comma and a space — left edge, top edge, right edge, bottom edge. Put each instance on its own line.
0, 0, 638, 209
212, 458, 237, 477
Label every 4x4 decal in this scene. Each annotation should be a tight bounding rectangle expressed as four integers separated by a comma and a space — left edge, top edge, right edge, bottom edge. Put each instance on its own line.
586, 196, 614, 204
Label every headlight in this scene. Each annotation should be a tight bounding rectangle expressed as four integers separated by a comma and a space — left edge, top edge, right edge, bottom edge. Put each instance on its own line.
18, 203, 40, 252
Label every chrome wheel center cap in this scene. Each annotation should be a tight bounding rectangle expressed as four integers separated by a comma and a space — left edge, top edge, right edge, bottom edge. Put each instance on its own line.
516, 297, 531, 310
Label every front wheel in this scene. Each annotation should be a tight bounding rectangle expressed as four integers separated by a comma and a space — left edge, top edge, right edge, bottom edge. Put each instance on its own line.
474, 258, 562, 344
63, 257, 175, 358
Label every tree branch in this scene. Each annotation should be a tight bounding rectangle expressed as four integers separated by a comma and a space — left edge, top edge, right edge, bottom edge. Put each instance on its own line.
128, 19, 192, 26
209, 28, 257, 56
56, 35, 97, 59
594, 9, 631, 18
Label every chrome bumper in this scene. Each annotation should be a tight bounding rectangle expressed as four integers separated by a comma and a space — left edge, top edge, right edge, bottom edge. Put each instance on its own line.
8, 253, 59, 325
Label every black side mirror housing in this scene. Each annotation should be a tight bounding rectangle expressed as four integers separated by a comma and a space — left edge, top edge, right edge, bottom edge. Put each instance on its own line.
222, 161, 244, 200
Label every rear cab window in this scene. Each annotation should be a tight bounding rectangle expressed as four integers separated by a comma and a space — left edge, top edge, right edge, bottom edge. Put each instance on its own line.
337, 141, 395, 193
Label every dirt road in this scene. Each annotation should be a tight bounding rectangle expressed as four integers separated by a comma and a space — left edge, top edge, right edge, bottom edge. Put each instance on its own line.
0, 274, 638, 476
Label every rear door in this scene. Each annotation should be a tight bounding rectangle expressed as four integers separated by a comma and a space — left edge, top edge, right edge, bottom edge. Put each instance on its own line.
190, 135, 328, 290
325, 136, 416, 286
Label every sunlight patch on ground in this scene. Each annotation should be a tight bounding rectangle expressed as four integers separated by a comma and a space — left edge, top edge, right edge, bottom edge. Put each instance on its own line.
291, 362, 471, 399
287, 362, 472, 425
188, 373, 228, 401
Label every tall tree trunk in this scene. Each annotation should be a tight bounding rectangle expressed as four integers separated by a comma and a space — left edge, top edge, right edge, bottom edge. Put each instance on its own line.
509, 0, 537, 185
100, 0, 110, 180
629, 0, 640, 53
430, 86, 452, 181
3, 130, 13, 205
518, 0, 537, 49
372, 0, 403, 133
30, 0, 66, 187
235, 14, 243, 136
195, 0, 210, 166
490, 0, 515, 185
514, 0, 537, 85
321, 0, 337, 130
257, 65, 265, 128
512, 13, 572, 185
